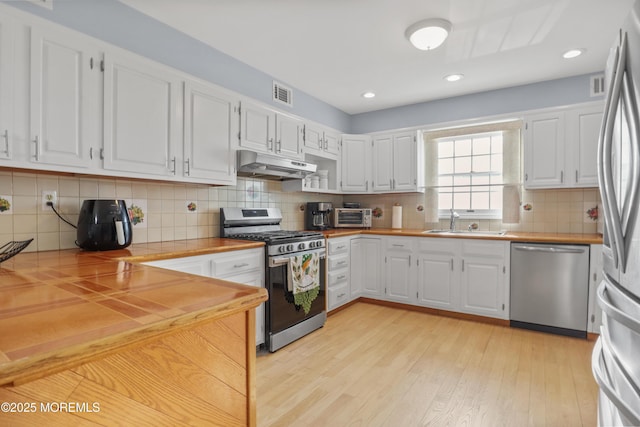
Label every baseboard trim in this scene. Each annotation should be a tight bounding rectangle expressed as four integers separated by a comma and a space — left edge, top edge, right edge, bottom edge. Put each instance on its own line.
333, 297, 510, 327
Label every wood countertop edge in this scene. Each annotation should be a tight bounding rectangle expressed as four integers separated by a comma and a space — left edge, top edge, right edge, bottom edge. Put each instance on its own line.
323, 229, 603, 244
0, 288, 268, 387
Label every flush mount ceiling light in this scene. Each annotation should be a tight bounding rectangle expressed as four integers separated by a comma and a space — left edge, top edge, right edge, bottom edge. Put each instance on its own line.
362, 91, 376, 99
405, 18, 452, 51
563, 49, 585, 59
444, 74, 464, 82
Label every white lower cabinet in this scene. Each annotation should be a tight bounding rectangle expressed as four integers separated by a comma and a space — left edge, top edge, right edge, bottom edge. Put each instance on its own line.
378, 236, 509, 320
384, 237, 414, 303
459, 240, 509, 319
327, 237, 351, 311
351, 236, 382, 299
416, 238, 459, 311
142, 248, 265, 346
588, 244, 603, 334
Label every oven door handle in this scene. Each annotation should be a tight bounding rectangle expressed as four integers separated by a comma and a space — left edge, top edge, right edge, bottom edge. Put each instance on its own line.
269, 248, 326, 267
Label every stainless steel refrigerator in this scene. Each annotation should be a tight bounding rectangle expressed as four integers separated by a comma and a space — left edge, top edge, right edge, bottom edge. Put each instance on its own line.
593, 0, 640, 424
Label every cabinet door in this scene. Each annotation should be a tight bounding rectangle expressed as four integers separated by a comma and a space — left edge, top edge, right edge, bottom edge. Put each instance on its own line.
184, 80, 238, 184
30, 26, 100, 168
372, 135, 393, 192
572, 106, 602, 187
303, 124, 323, 153
239, 101, 275, 153
225, 270, 265, 346
360, 238, 382, 297
341, 134, 371, 192
0, 14, 12, 160
143, 256, 211, 277
460, 256, 505, 318
417, 252, 457, 310
393, 132, 416, 191
384, 251, 413, 303
524, 112, 565, 188
103, 51, 181, 177
349, 238, 362, 298
324, 131, 340, 156
275, 114, 302, 159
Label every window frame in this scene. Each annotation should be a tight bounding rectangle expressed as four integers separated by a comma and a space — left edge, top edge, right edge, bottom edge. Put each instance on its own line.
436, 131, 504, 220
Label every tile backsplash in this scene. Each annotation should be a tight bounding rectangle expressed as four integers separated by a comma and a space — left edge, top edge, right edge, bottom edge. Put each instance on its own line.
0, 169, 601, 253
0, 171, 341, 252
346, 187, 601, 234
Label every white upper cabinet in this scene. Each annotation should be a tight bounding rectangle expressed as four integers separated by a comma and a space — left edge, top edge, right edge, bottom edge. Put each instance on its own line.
183, 80, 238, 184
372, 131, 418, 192
0, 14, 13, 161
340, 134, 372, 192
524, 111, 565, 188
102, 50, 182, 177
30, 25, 101, 169
372, 134, 393, 191
275, 114, 303, 159
303, 123, 339, 158
239, 100, 302, 159
569, 104, 602, 187
524, 103, 603, 189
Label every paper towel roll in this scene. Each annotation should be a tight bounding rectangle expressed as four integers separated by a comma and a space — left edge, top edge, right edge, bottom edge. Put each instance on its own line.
392, 205, 403, 229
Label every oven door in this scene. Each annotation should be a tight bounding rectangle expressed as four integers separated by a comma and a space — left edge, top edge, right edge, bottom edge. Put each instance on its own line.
266, 247, 326, 341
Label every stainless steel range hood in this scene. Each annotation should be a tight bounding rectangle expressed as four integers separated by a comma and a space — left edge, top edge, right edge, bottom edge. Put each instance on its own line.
237, 150, 317, 180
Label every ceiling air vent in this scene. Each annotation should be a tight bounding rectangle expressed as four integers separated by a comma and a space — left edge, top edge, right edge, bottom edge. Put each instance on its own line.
273, 81, 293, 107
590, 74, 605, 97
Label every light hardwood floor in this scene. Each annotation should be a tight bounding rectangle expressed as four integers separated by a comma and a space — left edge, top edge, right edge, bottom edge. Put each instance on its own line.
256, 302, 597, 427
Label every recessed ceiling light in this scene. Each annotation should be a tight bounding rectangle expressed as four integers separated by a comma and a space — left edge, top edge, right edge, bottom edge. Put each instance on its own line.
563, 49, 585, 59
444, 74, 464, 82
362, 91, 376, 99
405, 18, 452, 51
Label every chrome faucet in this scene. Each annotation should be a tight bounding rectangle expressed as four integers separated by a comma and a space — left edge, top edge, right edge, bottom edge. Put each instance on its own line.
449, 209, 459, 231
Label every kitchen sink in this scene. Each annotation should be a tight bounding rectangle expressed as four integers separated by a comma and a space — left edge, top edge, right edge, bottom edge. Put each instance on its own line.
422, 229, 507, 236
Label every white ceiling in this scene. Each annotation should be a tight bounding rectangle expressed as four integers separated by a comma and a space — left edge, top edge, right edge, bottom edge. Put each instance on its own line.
119, 0, 635, 115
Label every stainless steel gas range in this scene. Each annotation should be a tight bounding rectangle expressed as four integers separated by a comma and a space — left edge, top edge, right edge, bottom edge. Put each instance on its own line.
220, 207, 326, 352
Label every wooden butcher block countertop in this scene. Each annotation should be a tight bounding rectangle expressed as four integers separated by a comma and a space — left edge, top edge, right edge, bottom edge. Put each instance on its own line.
323, 228, 603, 244
0, 238, 267, 386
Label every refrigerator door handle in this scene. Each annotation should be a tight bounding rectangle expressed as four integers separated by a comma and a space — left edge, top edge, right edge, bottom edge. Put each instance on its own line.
601, 36, 627, 271
597, 280, 640, 333
621, 66, 640, 255
593, 339, 640, 426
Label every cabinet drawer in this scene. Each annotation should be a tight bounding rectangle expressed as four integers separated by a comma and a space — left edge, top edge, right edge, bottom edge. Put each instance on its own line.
328, 269, 349, 287
328, 282, 350, 311
328, 254, 349, 271
462, 240, 505, 257
328, 239, 349, 255
210, 248, 263, 277
386, 238, 413, 251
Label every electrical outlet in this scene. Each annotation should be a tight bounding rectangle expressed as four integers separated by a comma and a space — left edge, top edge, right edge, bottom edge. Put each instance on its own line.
42, 190, 57, 211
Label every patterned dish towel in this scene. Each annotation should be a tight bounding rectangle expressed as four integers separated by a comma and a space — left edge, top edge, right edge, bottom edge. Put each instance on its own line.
288, 252, 320, 315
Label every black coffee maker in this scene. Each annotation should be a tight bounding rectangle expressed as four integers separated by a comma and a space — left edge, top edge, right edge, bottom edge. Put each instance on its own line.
77, 199, 132, 250
305, 202, 333, 230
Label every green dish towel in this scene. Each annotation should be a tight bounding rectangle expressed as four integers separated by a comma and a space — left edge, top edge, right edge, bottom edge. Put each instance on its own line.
289, 252, 320, 315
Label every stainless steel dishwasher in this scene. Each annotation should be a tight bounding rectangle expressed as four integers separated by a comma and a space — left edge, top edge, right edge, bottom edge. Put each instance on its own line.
510, 243, 590, 338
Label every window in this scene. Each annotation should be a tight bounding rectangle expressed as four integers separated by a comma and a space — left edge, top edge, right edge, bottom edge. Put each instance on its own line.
437, 131, 503, 218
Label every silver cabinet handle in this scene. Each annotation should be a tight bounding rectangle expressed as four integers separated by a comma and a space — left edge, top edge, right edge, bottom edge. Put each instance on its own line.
575, 169, 578, 183
560, 170, 564, 183
392, 244, 405, 248
389, 179, 392, 188
100, 148, 104, 160
318, 139, 322, 149
462, 259, 464, 272
408, 255, 411, 265
324, 139, 328, 150
336, 245, 346, 250
268, 137, 274, 150
89, 147, 93, 160
337, 292, 346, 299
336, 260, 347, 266
337, 275, 346, 281
170, 156, 176, 175
276, 140, 282, 153
450, 259, 453, 271
393, 178, 396, 189
32, 135, 39, 161
365, 180, 369, 191
233, 262, 249, 269
2, 129, 8, 155
185, 158, 191, 176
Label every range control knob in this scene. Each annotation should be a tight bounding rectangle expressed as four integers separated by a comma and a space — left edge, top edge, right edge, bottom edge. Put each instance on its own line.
279, 246, 286, 253
309, 241, 315, 248
298, 243, 306, 250
286, 244, 294, 252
